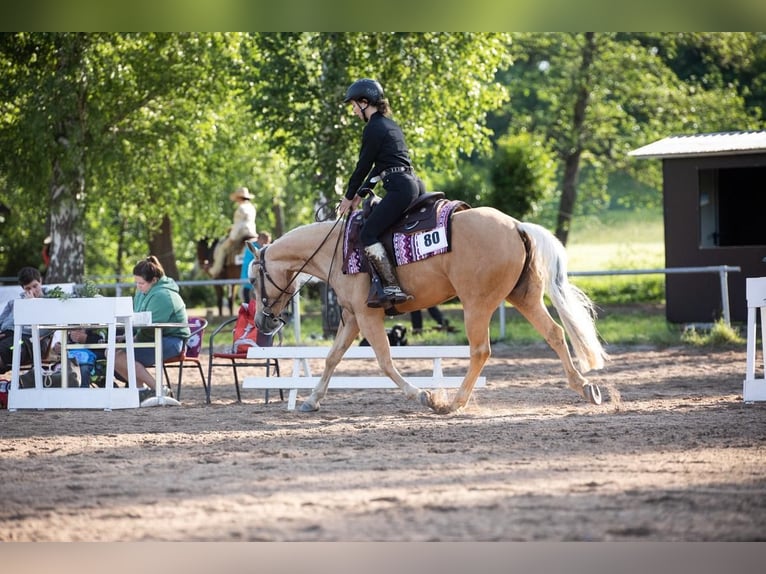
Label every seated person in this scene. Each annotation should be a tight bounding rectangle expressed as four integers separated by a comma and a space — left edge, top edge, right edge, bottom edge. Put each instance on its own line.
113, 256, 190, 402
0, 267, 46, 374
53, 328, 105, 387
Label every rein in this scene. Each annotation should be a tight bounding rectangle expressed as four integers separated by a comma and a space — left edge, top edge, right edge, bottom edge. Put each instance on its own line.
254, 215, 345, 329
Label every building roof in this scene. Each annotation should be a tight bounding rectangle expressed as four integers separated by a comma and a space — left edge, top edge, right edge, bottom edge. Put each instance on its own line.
629, 130, 766, 159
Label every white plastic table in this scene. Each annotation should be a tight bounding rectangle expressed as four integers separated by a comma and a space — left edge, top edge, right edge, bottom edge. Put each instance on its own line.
8, 297, 139, 410
137, 322, 187, 407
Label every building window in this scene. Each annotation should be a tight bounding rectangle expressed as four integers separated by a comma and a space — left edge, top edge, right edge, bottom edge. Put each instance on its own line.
698, 166, 766, 247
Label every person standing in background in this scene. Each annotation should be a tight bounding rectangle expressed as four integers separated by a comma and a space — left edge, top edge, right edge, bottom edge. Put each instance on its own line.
410, 305, 454, 335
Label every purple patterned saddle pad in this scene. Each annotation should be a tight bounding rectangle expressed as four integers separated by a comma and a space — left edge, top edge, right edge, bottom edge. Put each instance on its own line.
343, 196, 469, 275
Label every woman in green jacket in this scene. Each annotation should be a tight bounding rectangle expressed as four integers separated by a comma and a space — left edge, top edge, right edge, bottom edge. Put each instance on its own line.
114, 255, 190, 399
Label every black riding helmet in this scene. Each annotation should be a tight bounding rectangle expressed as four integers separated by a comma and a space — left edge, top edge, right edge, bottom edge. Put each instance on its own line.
343, 78, 384, 105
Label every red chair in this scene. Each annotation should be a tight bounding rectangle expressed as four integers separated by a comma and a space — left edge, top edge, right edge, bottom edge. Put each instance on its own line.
206, 317, 281, 403
162, 316, 208, 402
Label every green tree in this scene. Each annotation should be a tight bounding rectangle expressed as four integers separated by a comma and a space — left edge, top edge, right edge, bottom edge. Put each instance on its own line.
246, 32, 512, 229
493, 32, 761, 245
0, 32, 264, 282
488, 132, 557, 220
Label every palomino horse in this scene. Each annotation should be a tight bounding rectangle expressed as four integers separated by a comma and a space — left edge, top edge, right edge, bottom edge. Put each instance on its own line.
196, 238, 241, 316
250, 206, 608, 414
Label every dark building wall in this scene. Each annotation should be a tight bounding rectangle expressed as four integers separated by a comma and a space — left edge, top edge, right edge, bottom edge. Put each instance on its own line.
663, 153, 766, 323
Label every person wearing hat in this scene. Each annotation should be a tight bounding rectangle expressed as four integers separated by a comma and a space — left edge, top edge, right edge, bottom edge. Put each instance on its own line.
337, 78, 424, 308
209, 186, 257, 277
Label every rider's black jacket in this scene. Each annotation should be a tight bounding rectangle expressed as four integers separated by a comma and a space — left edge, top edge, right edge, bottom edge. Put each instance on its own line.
345, 112, 412, 201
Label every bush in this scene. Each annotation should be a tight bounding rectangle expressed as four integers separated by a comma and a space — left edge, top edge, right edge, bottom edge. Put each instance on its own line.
181, 284, 217, 309
489, 132, 557, 219
681, 319, 745, 347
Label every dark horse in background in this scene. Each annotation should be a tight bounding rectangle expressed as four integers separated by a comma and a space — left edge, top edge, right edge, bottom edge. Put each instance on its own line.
196, 238, 241, 316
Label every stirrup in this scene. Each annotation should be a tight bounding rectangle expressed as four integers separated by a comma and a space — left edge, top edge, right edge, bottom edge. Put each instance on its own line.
383, 286, 413, 304
366, 274, 385, 308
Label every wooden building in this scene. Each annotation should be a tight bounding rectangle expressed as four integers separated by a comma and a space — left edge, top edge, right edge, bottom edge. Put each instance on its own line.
629, 130, 766, 324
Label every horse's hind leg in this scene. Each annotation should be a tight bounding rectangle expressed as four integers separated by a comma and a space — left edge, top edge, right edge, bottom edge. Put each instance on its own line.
509, 295, 591, 400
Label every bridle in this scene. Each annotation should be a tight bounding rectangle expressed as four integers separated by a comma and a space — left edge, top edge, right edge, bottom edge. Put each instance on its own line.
252, 217, 345, 334
253, 245, 290, 335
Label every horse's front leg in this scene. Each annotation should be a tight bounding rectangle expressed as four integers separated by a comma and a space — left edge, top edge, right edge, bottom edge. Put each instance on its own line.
299, 314, 360, 412
376, 357, 427, 403
357, 314, 427, 404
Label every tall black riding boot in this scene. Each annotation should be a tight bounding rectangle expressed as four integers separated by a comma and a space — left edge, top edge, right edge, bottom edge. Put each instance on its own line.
364, 242, 413, 305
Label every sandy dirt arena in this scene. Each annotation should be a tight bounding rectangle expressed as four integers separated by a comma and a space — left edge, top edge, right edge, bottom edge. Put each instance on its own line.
1, 342, 764, 542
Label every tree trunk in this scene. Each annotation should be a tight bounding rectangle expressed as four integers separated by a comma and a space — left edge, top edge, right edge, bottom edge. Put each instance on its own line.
557, 150, 582, 246
272, 200, 285, 239
555, 32, 597, 246
314, 34, 347, 219
148, 215, 180, 279
44, 34, 89, 284
46, 155, 86, 284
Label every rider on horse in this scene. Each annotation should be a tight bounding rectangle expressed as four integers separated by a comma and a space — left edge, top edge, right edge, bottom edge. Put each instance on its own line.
337, 78, 424, 308
209, 186, 257, 277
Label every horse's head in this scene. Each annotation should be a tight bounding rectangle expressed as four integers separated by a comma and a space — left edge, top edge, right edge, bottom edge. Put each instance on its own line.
250, 244, 294, 335
196, 238, 216, 267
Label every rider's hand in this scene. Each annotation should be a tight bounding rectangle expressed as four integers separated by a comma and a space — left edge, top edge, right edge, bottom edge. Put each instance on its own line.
338, 195, 362, 217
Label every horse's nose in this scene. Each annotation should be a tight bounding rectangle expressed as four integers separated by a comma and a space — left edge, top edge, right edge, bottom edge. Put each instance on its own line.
255, 310, 285, 336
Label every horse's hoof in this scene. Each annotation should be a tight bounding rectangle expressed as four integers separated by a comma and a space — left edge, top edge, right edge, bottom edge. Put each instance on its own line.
298, 401, 319, 412
584, 384, 602, 405
419, 389, 454, 414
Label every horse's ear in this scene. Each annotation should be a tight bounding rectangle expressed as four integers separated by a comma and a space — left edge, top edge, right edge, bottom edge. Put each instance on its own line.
245, 240, 259, 256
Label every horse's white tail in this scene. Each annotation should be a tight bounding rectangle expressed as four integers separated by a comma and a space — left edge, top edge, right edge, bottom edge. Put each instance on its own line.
518, 222, 608, 372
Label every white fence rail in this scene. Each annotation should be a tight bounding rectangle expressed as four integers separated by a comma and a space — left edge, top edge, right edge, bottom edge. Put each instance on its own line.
503, 264, 740, 335
4, 265, 741, 340
498, 265, 740, 336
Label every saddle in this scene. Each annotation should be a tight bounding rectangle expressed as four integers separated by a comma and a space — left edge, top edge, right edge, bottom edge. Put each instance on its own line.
225, 236, 255, 266
365, 192, 447, 247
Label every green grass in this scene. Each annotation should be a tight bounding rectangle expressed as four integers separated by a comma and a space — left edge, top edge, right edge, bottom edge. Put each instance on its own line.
566, 209, 666, 309
567, 208, 665, 271
681, 319, 745, 347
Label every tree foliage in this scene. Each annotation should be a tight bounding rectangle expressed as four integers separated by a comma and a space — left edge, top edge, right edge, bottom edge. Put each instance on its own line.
0, 32, 512, 281
491, 32, 763, 244
1, 32, 765, 283
488, 132, 556, 220
246, 33, 512, 203
0, 32, 264, 281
